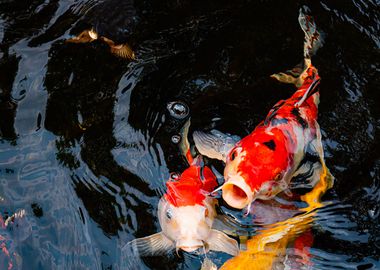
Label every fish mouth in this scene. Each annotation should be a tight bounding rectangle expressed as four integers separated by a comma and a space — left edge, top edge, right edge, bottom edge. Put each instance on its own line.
178, 245, 203, 253
222, 176, 254, 209
177, 239, 204, 253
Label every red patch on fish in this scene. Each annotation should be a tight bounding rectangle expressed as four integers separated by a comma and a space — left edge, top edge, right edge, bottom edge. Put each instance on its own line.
236, 127, 290, 192
234, 65, 320, 192
165, 166, 217, 207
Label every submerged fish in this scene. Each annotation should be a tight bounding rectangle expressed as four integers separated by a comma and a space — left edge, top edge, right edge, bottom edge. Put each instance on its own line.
126, 120, 239, 257
0, 208, 28, 270
202, 9, 335, 270
220, 159, 334, 270
193, 7, 328, 210
66, 29, 135, 60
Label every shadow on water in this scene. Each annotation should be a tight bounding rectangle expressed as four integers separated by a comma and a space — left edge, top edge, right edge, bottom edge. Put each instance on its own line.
0, 0, 379, 269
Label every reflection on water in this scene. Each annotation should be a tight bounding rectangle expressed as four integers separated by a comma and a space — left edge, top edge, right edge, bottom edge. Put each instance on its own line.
220, 160, 334, 270
0, 0, 379, 269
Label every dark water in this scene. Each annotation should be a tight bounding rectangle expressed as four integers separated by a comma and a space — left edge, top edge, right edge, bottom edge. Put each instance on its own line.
0, 0, 379, 269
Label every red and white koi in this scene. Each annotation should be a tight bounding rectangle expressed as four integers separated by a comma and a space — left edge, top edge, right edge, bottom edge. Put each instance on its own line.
193, 8, 329, 210
127, 120, 238, 256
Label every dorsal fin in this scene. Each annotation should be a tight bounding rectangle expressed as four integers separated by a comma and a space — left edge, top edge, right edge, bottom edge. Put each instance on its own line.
295, 76, 321, 107
179, 119, 193, 164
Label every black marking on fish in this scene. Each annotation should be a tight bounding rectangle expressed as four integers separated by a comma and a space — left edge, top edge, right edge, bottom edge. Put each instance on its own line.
291, 158, 321, 194
295, 167, 314, 180
264, 100, 285, 125
263, 140, 276, 151
291, 108, 308, 129
296, 151, 320, 170
305, 78, 321, 101
271, 118, 289, 126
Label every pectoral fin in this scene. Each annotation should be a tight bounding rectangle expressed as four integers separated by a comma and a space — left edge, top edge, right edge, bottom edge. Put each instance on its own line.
206, 229, 239, 256
193, 130, 240, 161
110, 43, 136, 60
100, 36, 135, 60
125, 232, 175, 257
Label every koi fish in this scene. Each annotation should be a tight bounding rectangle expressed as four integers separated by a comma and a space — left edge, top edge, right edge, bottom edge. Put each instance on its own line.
193, 7, 328, 210
66, 29, 135, 60
219, 159, 334, 270
126, 120, 239, 256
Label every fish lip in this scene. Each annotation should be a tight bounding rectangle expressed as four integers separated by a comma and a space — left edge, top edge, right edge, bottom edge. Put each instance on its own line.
222, 176, 254, 209
177, 239, 204, 253
178, 245, 203, 253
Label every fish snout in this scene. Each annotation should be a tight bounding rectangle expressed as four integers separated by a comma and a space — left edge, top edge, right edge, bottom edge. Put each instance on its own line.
222, 176, 254, 209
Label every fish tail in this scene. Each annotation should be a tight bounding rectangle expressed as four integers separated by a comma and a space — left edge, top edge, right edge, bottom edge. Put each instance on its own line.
299, 5, 324, 59
271, 6, 324, 90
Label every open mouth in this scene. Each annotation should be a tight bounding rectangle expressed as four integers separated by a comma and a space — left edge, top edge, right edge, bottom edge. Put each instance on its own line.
222, 178, 253, 209
178, 245, 203, 253
177, 239, 204, 253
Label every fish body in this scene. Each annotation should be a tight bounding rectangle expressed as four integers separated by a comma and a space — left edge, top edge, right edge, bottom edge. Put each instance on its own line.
227, 65, 321, 205
194, 63, 322, 210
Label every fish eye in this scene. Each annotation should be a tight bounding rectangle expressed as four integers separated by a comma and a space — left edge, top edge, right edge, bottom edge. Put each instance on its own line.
170, 172, 180, 181
166, 209, 173, 220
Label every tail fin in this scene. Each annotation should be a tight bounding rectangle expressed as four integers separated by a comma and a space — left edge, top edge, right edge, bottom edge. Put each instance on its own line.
271, 6, 324, 88
299, 5, 324, 59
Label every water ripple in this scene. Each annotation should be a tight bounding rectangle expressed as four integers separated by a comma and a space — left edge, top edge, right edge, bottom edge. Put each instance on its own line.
0, 0, 379, 269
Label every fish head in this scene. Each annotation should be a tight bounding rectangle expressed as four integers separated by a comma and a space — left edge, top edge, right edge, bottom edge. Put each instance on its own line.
158, 196, 216, 253
159, 165, 218, 253
222, 127, 290, 209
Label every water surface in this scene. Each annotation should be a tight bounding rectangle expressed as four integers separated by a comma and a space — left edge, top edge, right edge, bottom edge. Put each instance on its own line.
0, 0, 379, 269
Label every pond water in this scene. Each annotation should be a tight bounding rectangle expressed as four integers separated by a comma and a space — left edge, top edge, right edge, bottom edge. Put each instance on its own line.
0, 0, 379, 269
